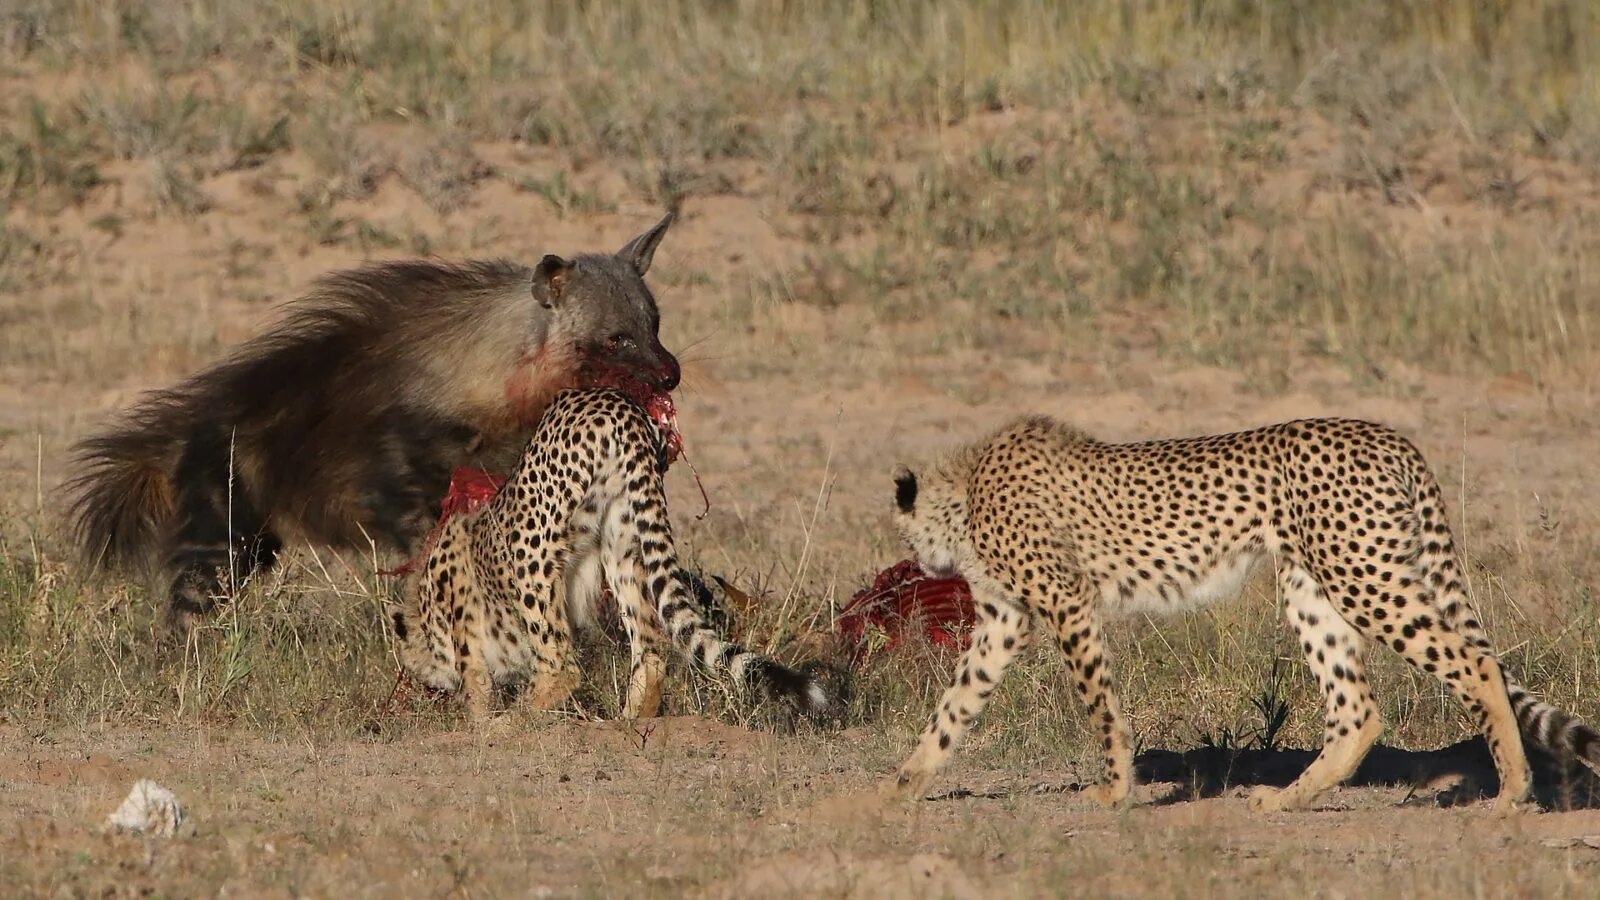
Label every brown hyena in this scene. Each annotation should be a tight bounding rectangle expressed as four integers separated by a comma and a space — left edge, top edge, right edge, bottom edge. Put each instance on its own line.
886, 415, 1600, 812
67, 214, 683, 631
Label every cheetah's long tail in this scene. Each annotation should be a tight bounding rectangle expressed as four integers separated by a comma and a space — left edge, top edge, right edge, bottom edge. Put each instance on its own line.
1505, 684, 1600, 767
1411, 463, 1600, 769
652, 568, 835, 718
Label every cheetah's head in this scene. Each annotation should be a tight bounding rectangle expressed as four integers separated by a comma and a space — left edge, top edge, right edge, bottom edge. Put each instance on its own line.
892, 465, 969, 578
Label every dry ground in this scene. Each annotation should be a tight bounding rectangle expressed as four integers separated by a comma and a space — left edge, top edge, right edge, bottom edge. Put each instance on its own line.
4, 3, 1600, 897
10, 721, 1600, 898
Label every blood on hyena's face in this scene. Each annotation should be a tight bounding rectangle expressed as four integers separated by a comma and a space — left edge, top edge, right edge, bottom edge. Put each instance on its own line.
566, 257, 680, 390
531, 213, 682, 391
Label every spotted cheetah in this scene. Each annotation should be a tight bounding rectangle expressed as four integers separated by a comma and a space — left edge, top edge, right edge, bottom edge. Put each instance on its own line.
885, 415, 1599, 812
393, 387, 833, 720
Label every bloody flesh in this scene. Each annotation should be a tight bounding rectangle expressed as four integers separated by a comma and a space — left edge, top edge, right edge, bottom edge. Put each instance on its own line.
592, 370, 685, 464
377, 467, 506, 577
837, 559, 977, 662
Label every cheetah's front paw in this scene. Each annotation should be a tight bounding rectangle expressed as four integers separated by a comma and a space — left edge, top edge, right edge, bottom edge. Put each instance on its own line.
879, 769, 932, 802
525, 670, 580, 711
1247, 785, 1301, 812
1490, 794, 1535, 817
1079, 781, 1131, 808
469, 710, 518, 735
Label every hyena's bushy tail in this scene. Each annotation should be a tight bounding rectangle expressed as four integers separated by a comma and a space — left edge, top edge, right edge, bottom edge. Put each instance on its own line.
63, 392, 188, 571
1410, 461, 1600, 769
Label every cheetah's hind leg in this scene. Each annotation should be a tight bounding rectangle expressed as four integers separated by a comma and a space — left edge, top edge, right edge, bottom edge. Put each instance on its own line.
1031, 564, 1135, 808
1332, 572, 1530, 812
1248, 563, 1382, 812
394, 518, 471, 696
441, 514, 519, 723
499, 504, 584, 716
519, 573, 582, 713
599, 500, 668, 718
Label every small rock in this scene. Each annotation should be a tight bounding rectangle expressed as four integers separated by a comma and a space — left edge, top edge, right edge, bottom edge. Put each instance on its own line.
104, 780, 183, 837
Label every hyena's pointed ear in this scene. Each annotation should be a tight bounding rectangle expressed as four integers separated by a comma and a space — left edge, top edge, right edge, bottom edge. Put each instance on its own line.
616, 212, 674, 276
894, 466, 918, 514
531, 254, 575, 309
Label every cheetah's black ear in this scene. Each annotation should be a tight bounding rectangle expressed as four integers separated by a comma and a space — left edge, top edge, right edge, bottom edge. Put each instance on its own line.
391, 611, 408, 640
894, 467, 918, 514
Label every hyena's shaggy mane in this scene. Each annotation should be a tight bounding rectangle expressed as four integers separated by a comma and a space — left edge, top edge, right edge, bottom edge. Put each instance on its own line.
64, 258, 551, 572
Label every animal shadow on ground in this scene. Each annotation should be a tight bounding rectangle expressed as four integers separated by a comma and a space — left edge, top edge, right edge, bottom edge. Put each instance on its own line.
927, 740, 1600, 810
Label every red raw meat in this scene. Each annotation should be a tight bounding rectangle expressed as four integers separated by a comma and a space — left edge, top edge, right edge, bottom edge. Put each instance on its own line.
379, 467, 507, 577
837, 559, 976, 662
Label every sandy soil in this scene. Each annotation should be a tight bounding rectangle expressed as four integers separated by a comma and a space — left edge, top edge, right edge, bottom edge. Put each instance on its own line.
8, 720, 1600, 898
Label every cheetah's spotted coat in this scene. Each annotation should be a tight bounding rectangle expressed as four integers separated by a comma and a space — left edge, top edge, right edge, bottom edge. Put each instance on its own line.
394, 388, 831, 720
887, 416, 1599, 811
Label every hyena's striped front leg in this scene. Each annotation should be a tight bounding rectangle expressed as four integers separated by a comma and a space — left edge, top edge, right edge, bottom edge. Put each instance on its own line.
881, 581, 1033, 800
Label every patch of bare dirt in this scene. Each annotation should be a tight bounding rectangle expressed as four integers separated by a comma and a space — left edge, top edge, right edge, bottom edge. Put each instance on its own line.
7, 724, 1600, 897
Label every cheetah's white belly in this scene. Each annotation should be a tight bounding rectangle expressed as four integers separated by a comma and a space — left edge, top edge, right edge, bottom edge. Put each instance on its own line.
1098, 548, 1265, 617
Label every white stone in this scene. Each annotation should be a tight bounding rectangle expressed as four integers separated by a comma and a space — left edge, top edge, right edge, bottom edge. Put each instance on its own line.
104, 779, 183, 837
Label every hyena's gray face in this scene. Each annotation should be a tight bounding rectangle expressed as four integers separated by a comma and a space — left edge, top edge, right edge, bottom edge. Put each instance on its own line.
532, 213, 681, 390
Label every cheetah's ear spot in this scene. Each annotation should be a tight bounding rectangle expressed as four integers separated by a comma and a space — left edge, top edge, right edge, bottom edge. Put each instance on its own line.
391, 611, 408, 640
894, 467, 918, 514
532, 254, 575, 309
